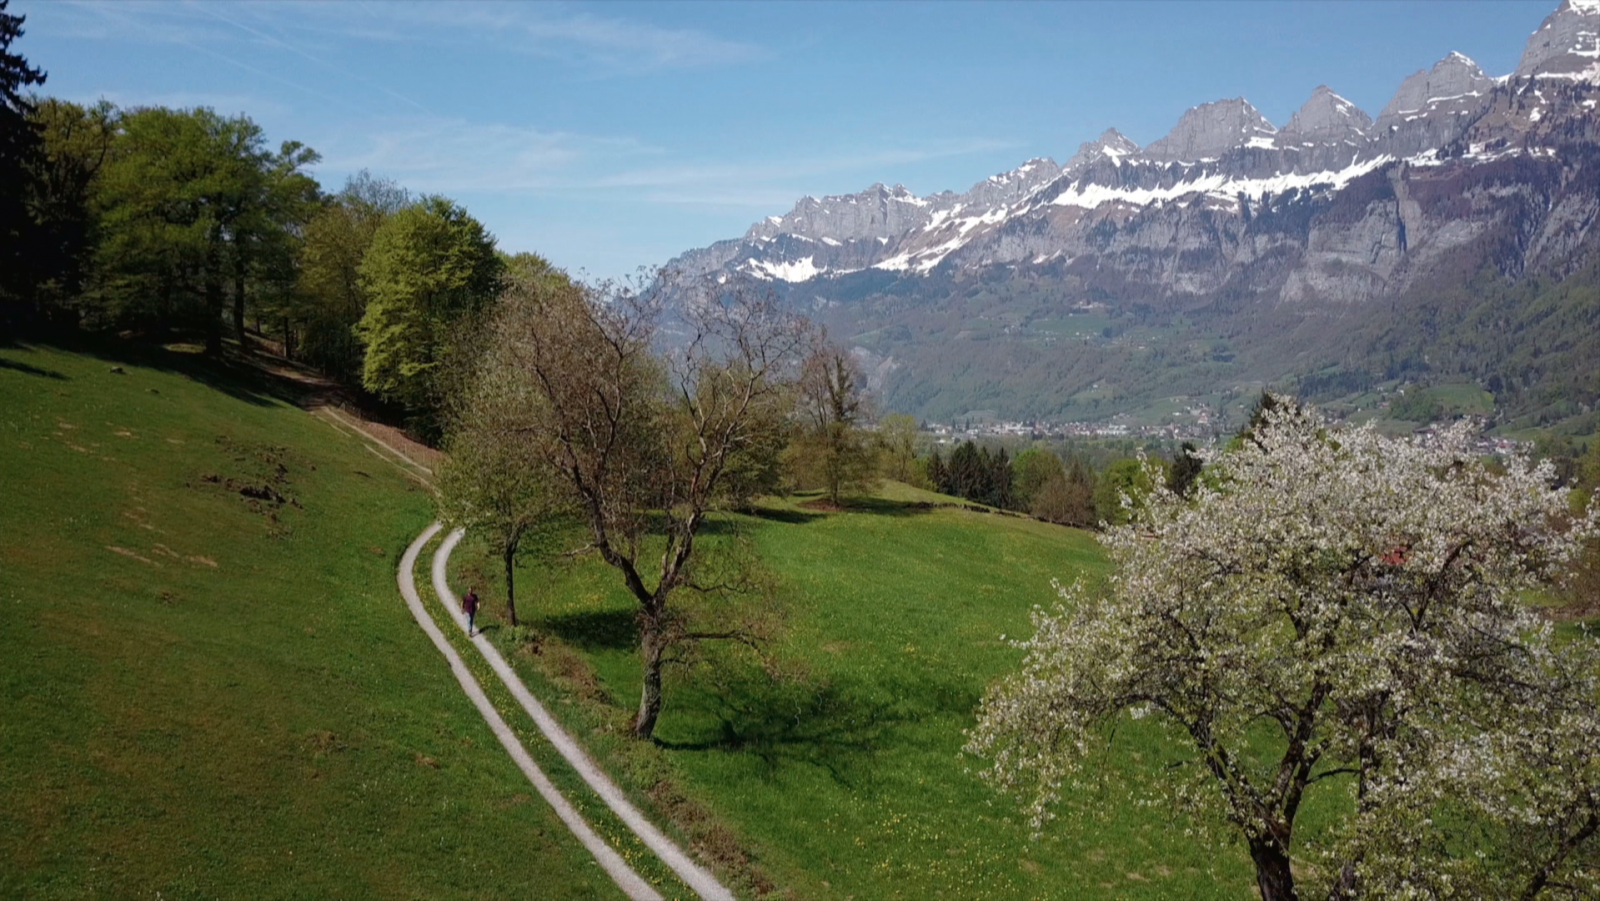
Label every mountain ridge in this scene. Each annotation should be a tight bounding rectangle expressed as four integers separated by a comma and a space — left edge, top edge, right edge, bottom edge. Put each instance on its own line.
665, 0, 1600, 429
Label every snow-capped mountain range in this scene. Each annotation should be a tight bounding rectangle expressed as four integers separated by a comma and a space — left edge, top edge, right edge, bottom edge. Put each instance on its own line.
669, 0, 1600, 288
664, 0, 1600, 425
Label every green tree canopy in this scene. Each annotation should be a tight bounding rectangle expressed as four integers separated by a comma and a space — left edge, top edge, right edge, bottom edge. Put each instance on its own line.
294, 171, 408, 378
91, 106, 313, 352
355, 195, 501, 427
1012, 446, 1065, 512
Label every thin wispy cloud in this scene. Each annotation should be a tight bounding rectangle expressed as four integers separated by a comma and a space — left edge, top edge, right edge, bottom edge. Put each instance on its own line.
321, 119, 1019, 210
42, 0, 766, 80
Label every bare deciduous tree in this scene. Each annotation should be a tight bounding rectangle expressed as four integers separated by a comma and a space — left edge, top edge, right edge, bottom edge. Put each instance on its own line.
792, 339, 875, 507
482, 270, 808, 738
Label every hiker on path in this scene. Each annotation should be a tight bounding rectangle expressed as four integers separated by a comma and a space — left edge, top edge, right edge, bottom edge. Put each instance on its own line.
462, 587, 480, 637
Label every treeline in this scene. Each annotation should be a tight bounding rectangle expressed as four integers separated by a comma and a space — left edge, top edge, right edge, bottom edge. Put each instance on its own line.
923, 439, 1201, 528
0, 5, 516, 438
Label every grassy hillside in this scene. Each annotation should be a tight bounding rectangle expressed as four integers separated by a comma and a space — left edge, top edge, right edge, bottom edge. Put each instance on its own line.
453, 488, 1340, 899
0, 342, 631, 900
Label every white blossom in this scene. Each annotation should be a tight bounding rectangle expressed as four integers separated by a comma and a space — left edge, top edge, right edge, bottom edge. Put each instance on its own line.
967, 400, 1600, 900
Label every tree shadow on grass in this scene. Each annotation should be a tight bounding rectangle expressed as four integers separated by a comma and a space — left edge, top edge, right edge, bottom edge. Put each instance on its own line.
12, 335, 308, 409
0, 356, 69, 380
540, 608, 638, 652
841, 497, 943, 517
657, 667, 982, 789
743, 506, 824, 526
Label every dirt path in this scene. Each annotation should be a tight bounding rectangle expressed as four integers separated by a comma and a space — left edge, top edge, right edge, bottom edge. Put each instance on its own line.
430, 528, 738, 901
399, 524, 663, 901
286, 352, 735, 899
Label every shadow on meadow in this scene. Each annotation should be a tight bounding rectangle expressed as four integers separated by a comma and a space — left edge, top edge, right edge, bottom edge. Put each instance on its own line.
661, 664, 983, 788
541, 608, 638, 652
0, 355, 69, 380
4, 336, 302, 409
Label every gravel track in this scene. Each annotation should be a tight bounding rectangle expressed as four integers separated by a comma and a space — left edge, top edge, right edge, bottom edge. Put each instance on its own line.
430, 527, 738, 901
398, 524, 663, 901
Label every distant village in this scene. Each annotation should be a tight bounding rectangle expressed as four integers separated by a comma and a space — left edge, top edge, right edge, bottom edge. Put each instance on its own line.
923, 414, 1530, 458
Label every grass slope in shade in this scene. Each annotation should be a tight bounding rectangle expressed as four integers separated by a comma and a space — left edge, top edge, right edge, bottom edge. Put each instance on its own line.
0, 343, 626, 901
461, 485, 1306, 899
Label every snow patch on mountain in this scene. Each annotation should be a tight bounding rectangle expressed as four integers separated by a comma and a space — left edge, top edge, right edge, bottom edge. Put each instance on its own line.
1049, 156, 1393, 210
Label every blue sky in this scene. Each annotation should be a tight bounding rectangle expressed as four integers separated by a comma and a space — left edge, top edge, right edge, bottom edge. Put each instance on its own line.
17, 0, 1557, 279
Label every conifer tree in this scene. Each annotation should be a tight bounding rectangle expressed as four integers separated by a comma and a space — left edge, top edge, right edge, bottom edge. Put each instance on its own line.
0, 0, 46, 315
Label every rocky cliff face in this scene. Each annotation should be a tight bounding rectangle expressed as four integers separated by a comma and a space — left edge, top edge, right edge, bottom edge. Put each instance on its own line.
1140, 98, 1278, 162
1282, 86, 1372, 143
1517, 0, 1600, 79
662, 0, 1600, 421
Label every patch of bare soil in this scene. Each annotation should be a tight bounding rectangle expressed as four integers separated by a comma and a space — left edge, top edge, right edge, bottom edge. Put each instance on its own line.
191, 437, 302, 536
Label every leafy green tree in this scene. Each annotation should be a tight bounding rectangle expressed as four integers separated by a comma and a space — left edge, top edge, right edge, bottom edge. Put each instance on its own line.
294, 171, 409, 379
92, 107, 305, 352
1032, 455, 1095, 526
0, 0, 46, 318
877, 413, 919, 482
1093, 457, 1158, 526
439, 401, 565, 629
355, 195, 501, 428
1012, 446, 1065, 511
971, 406, 1600, 901
21, 98, 115, 324
227, 138, 321, 351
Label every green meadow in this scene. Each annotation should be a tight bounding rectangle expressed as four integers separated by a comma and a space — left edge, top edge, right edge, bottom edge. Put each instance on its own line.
453, 483, 1322, 899
0, 342, 640, 900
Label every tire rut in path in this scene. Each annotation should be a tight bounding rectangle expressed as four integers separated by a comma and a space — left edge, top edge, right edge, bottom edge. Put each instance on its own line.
430, 527, 738, 901
398, 523, 663, 901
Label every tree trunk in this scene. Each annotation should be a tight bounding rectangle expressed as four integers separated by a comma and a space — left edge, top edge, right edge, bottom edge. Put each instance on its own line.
1249, 835, 1299, 901
503, 545, 519, 627
232, 259, 249, 352
634, 621, 665, 739
1327, 862, 1358, 900
204, 270, 224, 355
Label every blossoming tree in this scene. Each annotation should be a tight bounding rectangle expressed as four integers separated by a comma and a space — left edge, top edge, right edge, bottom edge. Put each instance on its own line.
968, 401, 1600, 900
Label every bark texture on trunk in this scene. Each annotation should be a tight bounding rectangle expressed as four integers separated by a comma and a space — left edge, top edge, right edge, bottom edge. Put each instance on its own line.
503, 547, 519, 627
232, 267, 248, 351
204, 272, 224, 355
1250, 835, 1299, 901
634, 623, 664, 739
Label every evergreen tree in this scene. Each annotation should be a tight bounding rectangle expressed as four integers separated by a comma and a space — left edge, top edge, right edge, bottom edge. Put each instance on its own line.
948, 440, 983, 501
990, 446, 1014, 509
0, 0, 46, 318
1167, 440, 1203, 497
926, 448, 947, 494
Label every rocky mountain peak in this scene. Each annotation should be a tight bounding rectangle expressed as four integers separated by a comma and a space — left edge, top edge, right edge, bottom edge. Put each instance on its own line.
1140, 98, 1277, 162
1281, 85, 1373, 141
956, 158, 1064, 211
1063, 128, 1140, 172
1518, 0, 1600, 80
743, 181, 934, 243
1378, 52, 1494, 124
